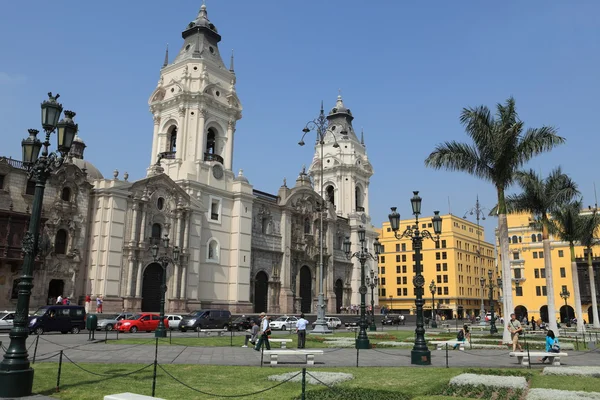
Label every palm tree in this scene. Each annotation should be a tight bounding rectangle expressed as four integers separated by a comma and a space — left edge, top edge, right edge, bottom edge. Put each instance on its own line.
425, 97, 565, 343
550, 201, 587, 333
579, 210, 600, 328
504, 168, 579, 336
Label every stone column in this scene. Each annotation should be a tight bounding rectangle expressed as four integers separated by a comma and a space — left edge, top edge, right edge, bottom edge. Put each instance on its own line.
195, 108, 207, 161
130, 201, 139, 245
225, 120, 235, 170
135, 260, 144, 298
180, 210, 190, 299
150, 115, 161, 165
171, 211, 180, 298
176, 107, 186, 161
126, 255, 135, 297
138, 202, 148, 247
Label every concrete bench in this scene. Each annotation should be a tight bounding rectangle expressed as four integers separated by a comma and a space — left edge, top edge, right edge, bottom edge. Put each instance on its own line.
509, 351, 568, 366
430, 340, 469, 350
199, 329, 227, 337
268, 338, 293, 348
105, 393, 165, 400
262, 349, 324, 366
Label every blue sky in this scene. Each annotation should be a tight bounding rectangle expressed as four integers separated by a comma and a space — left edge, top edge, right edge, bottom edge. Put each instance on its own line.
1, 1, 599, 240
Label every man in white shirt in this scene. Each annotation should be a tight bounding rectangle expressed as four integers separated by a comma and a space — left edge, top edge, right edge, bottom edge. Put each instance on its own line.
254, 312, 271, 351
296, 313, 309, 349
56, 295, 63, 305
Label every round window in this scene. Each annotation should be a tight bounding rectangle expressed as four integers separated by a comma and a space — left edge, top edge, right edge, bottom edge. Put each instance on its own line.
157, 197, 165, 210
215, 91, 220, 97
185, 44, 191, 51
209, 46, 215, 54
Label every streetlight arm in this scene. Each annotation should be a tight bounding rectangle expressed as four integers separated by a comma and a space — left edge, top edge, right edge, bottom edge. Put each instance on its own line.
393, 225, 439, 244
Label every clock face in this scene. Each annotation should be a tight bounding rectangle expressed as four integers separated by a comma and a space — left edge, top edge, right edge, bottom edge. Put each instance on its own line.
212, 164, 223, 180
359, 285, 368, 295
413, 275, 425, 288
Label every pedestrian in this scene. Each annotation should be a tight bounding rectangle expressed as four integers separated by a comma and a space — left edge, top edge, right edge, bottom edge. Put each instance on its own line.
296, 313, 308, 349
96, 295, 103, 313
508, 313, 524, 352
254, 312, 271, 351
242, 320, 259, 348
85, 294, 91, 313
454, 324, 470, 349
56, 295, 63, 305
531, 316, 536, 331
539, 330, 560, 363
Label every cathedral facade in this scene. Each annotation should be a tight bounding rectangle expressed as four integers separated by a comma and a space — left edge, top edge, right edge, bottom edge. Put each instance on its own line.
0, 5, 378, 315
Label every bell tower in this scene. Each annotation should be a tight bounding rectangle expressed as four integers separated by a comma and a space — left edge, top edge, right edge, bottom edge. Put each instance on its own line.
147, 3, 242, 182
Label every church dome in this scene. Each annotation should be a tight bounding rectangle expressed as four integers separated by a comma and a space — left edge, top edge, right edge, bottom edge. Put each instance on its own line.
329, 95, 352, 117
68, 135, 104, 179
186, 4, 218, 33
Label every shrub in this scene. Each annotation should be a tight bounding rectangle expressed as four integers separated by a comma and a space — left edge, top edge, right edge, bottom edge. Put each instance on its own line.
293, 387, 411, 399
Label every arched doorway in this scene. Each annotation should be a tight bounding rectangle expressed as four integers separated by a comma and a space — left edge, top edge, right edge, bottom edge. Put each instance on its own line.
540, 305, 549, 323
253, 271, 268, 313
514, 305, 528, 321
335, 279, 343, 313
560, 305, 575, 323
48, 279, 64, 304
588, 305, 598, 324
141, 263, 163, 312
299, 266, 312, 313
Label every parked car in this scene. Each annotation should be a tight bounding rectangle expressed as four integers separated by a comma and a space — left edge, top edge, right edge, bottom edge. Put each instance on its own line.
382, 314, 405, 325
344, 318, 361, 328
311, 317, 342, 329
166, 314, 182, 330
115, 313, 168, 333
179, 309, 231, 332
96, 313, 135, 331
0, 312, 15, 331
229, 316, 258, 331
28, 305, 86, 335
270, 316, 298, 331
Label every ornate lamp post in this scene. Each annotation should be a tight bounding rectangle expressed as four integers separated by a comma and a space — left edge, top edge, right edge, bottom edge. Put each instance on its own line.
388, 191, 442, 365
0, 93, 77, 397
429, 280, 437, 328
487, 270, 502, 334
366, 270, 379, 331
150, 234, 180, 338
299, 103, 342, 334
560, 287, 571, 327
480, 277, 486, 326
343, 226, 382, 349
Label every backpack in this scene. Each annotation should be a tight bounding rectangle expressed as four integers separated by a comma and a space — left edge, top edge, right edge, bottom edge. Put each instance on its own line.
551, 340, 560, 352
457, 329, 465, 341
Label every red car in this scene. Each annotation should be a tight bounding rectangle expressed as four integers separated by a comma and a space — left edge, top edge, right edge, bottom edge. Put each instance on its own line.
115, 313, 168, 333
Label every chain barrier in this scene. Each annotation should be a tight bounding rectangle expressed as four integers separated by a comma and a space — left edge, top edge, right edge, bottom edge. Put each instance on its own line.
305, 371, 344, 399
460, 349, 513, 357
157, 363, 301, 398
371, 348, 411, 357
61, 352, 154, 377
37, 335, 156, 351
31, 351, 61, 362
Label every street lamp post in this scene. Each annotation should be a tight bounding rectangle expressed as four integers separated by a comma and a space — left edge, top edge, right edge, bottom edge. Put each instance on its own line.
480, 277, 486, 326
388, 191, 442, 365
343, 226, 382, 349
429, 280, 437, 329
560, 288, 571, 327
299, 104, 343, 334
150, 235, 181, 338
0, 93, 77, 397
487, 270, 502, 335
366, 270, 379, 331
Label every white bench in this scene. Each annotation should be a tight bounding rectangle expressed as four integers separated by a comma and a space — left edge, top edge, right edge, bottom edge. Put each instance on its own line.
262, 349, 324, 366
509, 351, 568, 366
105, 393, 165, 400
268, 338, 293, 348
430, 340, 469, 350
199, 329, 227, 337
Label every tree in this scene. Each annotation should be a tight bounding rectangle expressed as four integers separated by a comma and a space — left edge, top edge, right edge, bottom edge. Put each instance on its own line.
550, 200, 586, 333
504, 168, 579, 336
425, 97, 565, 343
579, 209, 600, 328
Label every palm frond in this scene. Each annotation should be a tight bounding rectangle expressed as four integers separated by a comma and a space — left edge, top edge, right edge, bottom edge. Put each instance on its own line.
424, 141, 493, 182
516, 126, 565, 165
549, 200, 583, 244
579, 211, 600, 248
459, 106, 494, 158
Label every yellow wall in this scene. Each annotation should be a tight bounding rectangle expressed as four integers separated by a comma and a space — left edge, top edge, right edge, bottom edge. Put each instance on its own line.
501, 212, 596, 322
376, 214, 498, 319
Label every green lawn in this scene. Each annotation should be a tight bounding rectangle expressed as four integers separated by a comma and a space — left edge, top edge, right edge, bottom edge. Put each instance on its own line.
30, 364, 600, 400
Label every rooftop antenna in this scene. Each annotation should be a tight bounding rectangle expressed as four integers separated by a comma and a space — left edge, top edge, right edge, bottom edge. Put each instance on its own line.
595, 182, 598, 209
447, 196, 452, 215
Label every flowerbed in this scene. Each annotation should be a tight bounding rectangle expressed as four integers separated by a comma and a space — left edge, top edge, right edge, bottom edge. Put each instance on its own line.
542, 366, 600, 377
527, 388, 600, 400
268, 371, 353, 386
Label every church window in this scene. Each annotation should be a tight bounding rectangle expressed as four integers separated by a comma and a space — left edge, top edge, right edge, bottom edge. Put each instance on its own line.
304, 217, 311, 235
537, 233, 542, 242
61, 187, 71, 202
207, 238, 219, 262
55, 229, 68, 255
261, 217, 271, 234
151, 223, 162, 244
511, 235, 518, 244
355, 186, 363, 210
157, 197, 165, 210
326, 185, 335, 207
206, 128, 216, 154
168, 127, 177, 153
208, 195, 222, 223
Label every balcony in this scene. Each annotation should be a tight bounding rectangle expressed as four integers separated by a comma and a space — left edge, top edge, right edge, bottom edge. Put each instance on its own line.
204, 153, 224, 164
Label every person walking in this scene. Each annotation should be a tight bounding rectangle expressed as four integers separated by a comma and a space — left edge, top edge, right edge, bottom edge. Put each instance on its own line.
296, 313, 308, 349
254, 312, 271, 351
242, 320, 259, 348
85, 294, 91, 313
96, 295, 103, 313
508, 313, 524, 352
56, 295, 63, 305
539, 330, 560, 363
531, 316, 536, 331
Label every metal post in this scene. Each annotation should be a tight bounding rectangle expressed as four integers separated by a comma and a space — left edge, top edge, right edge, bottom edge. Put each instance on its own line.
155, 259, 168, 338
56, 350, 63, 393
356, 256, 370, 349
169, 327, 172, 345
369, 282, 376, 331
445, 343, 449, 368
152, 338, 159, 397
32, 336, 39, 364
431, 290, 437, 329
301, 368, 306, 400
411, 222, 431, 365
489, 278, 498, 334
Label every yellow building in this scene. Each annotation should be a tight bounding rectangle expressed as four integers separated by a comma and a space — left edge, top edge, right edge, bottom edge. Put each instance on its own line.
377, 214, 498, 320
502, 211, 600, 324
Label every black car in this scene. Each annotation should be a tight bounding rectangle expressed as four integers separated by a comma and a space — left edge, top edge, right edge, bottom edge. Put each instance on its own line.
383, 314, 405, 325
344, 318, 361, 328
179, 309, 231, 332
229, 316, 258, 331
29, 305, 86, 335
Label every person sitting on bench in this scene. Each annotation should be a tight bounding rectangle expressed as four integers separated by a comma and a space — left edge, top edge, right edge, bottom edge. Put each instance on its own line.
539, 330, 560, 363
242, 320, 259, 348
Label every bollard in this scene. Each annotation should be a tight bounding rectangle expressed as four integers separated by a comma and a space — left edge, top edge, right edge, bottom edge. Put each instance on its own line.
596, 331, 598, 344
445, 343, 448, 368
526, 342, 531, 370
230, 325, 233, 347
56, 350, 63, 392
151, 338, 159, 397
32, 335, 40, 364
260, 344, 264, 368
169, 328, 172, 345
116, 327, 119, 341
105, 328, 108, 343
356, 346, 359, 368
301, 368, 307, 400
